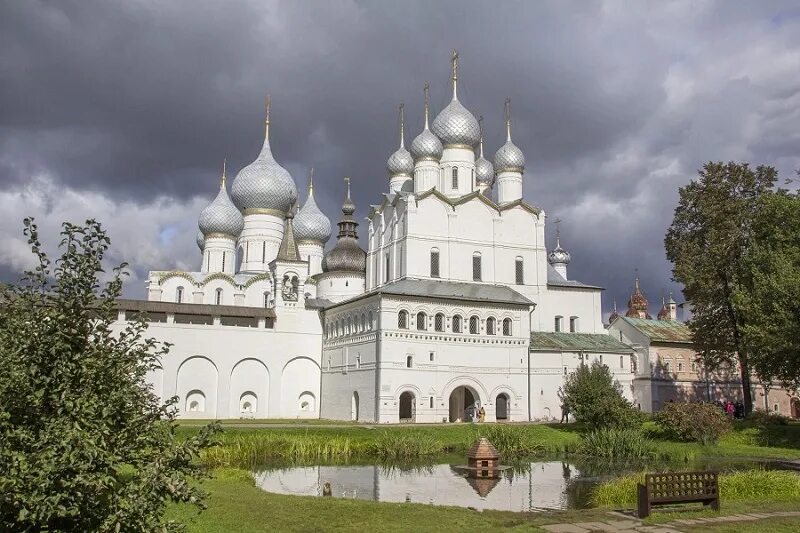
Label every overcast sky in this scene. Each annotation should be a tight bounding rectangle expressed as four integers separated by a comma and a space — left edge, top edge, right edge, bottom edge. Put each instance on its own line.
1, 1, 799, 318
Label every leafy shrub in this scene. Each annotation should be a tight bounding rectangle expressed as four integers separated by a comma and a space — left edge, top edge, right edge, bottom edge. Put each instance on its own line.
746, 409, 790, 426
577, 428, 656, 459
559, 361, 645, 430
655, 402, 731, 445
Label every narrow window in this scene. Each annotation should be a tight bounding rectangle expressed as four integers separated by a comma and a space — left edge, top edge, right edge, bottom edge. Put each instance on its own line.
435, 313, 445, 332
237, 246, 244, 271
263, 292, 270, 308
469, 315, 479, 334
385, 253, 390, 283
664, 359, 671, 374
677, 360, 684, 373
451, 167, 458, 189
430, 248, 440, 278
569, 317, 578, 333
416, 312, 427, 331
347, 316, 352, 335
631, 357, 638, 373
368, 311, 374, 329
429, 351, 435, 362
554, 316, 563, 332
361, 313, 366, 330
406, 355, 413, 368
564, 366, 568, 375
620, 355, 624, 369
486, 317, 496, 335
398, 310, 408, 329
221, 252, 226, 272
215, 288, 223, 305
429, 397, 434, 408
176, 286, 184, 304
262, 241, 266, 263
515, 257, 524, 285
356, 354, 361, 369
502, 318, 512, 336
453, 315, 462, 333
599, 355, 604, 365
691, 361, 698, 373
472, 252, 482, 281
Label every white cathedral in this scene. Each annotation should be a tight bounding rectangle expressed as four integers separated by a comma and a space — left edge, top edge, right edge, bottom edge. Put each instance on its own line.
115, 53, 637, 423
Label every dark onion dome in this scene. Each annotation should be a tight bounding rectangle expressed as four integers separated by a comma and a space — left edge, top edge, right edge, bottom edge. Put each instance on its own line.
547, 228, 571, 266
387, 103, 414, 176
608, 300, 620, 323
322, 178, 366, 273
198, 164, 244, 238
431, 50, 480, 147
231, 97, 297, 213
293, 169, 332, 243
196, 230, 205, 250
410, 83, 443, 162
494, 98, 525, 172
475, 116, 494, 187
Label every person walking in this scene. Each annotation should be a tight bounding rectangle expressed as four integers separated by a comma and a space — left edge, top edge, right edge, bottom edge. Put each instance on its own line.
725, 401, 735, 418
478, 406, 486, 423
560, 401, 570, 423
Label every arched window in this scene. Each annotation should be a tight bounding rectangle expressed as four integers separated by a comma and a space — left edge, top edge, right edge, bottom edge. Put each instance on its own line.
185, 390, 205, 412
429, 397, 434, 408
434, 313, 445, 332
215, 288, 223, 305
237, 246, 244, 271
176, 286, 184, 304
385, 253, 390, 283
677, 359, 685, 373
620, 355, 624, 369
416, 312, 427, 331
430, 248, 440, 278
469, 315, 479, 334
502, 318, 512, 336
368, 311, 374, 329
472, 252, 482, 281
664, 359, 672, 374
515, 257, 524, 285
406, 355, 413, 368
452, 315, 462, 333
451, 166, 458, 189
486, 316, 496, 335
398, 310, 409, 329
347, 316, 352, 335
361, 313, 366, 331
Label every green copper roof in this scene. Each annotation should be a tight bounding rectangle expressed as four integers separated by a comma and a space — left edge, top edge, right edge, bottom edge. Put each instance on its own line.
619, 316, 692, 343
529, 332, 632, 353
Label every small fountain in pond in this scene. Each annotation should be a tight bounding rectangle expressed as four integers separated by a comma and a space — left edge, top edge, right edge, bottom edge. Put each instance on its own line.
453, 437, 511, 497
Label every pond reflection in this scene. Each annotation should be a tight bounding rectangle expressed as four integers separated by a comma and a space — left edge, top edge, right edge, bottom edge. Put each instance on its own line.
253, 458, 775, 512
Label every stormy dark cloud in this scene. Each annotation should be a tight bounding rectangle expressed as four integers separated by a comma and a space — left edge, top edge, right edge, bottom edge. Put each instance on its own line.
2, 0, 799, 317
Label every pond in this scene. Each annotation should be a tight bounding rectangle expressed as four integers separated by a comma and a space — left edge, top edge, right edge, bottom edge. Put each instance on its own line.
253, 458, 777, 512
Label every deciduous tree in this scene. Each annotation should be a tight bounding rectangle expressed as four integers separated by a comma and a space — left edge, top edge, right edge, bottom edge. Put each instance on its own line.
0, 218, 219, 532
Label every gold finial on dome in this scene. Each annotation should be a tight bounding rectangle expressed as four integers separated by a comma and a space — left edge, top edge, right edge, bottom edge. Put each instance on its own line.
424, 82, 431, 129
504, 97, 512, 141
220, 157, 227, 189
451, 49, 459, 99
264, 94, 271, 141
399, 103, 405, 148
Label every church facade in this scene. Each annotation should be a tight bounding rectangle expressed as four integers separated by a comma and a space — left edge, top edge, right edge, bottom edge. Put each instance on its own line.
113, 53, 639, 422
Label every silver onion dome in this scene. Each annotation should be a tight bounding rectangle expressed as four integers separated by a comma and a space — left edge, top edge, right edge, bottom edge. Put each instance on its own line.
231, 100, 298, 213
294, 170, 332, 243
548, 244, 571, 266
387, 103, 414, 176
199, 171, 244, 238
431, 51, 479, 147
494, 98, 526, 173
494, 139, 526, 173
411, 128, 443, 161
411, 83, 443, 161
387, 146, 414, 176
476, 156, 494, 185
196, 230, 205, 250
432, 99, 480, 147
475, 115, 494, 186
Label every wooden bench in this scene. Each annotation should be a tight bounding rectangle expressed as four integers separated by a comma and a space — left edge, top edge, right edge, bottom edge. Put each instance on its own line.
637, 471, 719, 518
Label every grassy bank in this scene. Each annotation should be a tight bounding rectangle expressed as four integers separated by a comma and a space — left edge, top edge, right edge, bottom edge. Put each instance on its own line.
184, 421, 800, 467
166, 467, 800, 532
592, 469, 800, 507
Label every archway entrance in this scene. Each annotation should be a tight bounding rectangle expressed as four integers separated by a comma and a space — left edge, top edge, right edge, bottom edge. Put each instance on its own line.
351, 391, 359, 421
449, 386, 478, 422
399, 391, 415, 422
496, 393, 509, 421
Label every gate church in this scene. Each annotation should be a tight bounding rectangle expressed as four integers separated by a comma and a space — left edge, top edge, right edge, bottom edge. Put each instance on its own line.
114, 52, 634, 423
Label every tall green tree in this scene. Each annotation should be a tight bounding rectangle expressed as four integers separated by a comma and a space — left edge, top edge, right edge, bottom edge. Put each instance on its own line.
0, 219, 219, 532
558, 361, 643, 430
665, 162, 777, 415
735, 190, 800, 392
